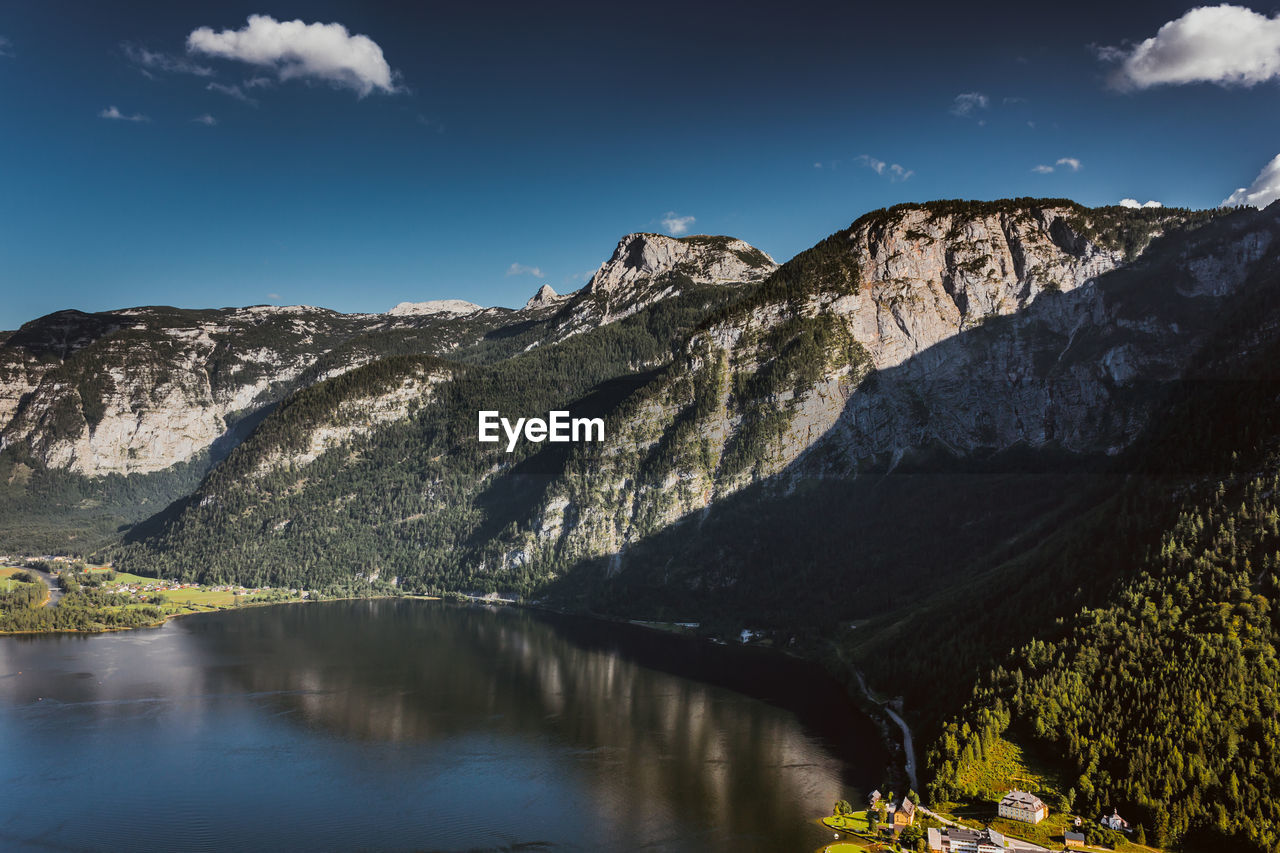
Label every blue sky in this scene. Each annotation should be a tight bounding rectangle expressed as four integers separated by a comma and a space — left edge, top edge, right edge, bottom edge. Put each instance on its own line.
1, 1, 1278, 329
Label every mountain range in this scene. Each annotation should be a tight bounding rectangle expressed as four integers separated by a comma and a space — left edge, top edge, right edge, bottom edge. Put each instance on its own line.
4, 198, 1280, 850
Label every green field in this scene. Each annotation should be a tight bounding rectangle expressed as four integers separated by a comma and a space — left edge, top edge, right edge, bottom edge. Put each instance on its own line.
160, 588, 245, 607
822, 811, 873, 834
89, 568, 292, 610
86, 569, 160, 584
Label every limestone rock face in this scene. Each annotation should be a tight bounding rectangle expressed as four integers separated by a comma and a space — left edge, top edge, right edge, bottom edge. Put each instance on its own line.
547, 234, 778, 340
0, 232, 778, 479
587, 233, 776, 294
508, 203, 1278, 573
0, 306, 363, 476
387, 299, 483, 316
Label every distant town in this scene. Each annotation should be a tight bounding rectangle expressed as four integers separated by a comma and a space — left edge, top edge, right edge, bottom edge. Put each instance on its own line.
823, 788, 1146, 853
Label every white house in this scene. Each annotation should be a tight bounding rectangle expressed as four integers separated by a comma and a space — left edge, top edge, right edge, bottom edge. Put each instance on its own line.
998, 790, 1048, 824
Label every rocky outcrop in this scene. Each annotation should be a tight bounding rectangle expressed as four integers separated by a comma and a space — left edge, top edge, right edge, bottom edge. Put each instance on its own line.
547, 233, 778, 341
587, 233, 776, 293
250, 365, 451, 477
524, 284, 563, 310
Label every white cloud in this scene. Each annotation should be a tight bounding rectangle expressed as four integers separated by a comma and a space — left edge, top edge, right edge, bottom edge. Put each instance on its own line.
661, 212, 696, 235
0, 35, 13, 58
1119, 198, 1164, 208
268, 292, 281, 301
1222, 153, 1280, 207
122, 42, 213, 77
192, 114, 218, 126
1102, 5, 1280, 90
99, 105, 149, 122
187, 15, 399, 97
506, 263, 544, 277
1032, 157, 1083, 174
207, 82, 258, 105
950, 91, 989, 117
856, 154, 913, 182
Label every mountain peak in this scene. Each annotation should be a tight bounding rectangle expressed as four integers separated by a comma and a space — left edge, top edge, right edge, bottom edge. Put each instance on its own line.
587, 232, 776, 294
524, 284, 561, 309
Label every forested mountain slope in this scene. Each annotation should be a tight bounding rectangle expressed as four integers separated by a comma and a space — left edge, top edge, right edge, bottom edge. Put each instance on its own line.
0, 233, 768, 552
917, 245, 1280, 851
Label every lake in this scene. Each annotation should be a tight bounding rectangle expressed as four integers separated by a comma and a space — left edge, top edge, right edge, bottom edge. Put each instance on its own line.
0, 600, 888, 851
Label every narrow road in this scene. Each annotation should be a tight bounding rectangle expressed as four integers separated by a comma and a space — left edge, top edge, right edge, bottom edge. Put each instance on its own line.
28, 568, 63, 607
833, 644, 918, 793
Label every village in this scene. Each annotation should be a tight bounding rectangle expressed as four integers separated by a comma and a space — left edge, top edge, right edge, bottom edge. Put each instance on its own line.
822, 788, 1147, 853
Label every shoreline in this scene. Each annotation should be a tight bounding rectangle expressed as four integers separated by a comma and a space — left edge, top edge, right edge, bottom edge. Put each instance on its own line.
0, 591, 443, 637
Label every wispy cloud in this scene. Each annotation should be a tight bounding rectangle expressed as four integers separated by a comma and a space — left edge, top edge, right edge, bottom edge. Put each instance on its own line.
1119, 198, 1164, 208
506, 262, 544, 277
99, 105, 150, 122
661, 212, 696, 235
950, 91, 989, 118
187, 14, 401, 97
192, 113, 218, 126
206, 82, 258, 106
1099, 5, 1280, 90
1223, 153, 1280, 208
0, 35, 13, 58
1031, 157, 1083, 174
855, 154, 913, 182
416, 114, 444, 133
122, 42, 213, 77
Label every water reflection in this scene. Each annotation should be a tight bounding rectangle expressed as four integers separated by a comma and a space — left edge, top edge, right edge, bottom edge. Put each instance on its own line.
0, 600, 886, 852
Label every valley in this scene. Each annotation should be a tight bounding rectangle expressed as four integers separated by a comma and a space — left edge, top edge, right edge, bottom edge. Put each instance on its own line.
3, 198, 1280, 851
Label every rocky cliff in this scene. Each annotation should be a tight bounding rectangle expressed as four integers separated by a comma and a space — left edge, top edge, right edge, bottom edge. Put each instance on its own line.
0, 233, 772, 480
507, 201, 1272, 575
544, 233, 777, 340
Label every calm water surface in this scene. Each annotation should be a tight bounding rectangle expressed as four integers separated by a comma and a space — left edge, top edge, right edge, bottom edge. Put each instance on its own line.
0, 600, 887, 852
